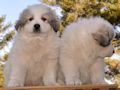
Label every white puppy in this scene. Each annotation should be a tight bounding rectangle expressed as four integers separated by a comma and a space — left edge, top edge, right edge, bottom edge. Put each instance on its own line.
60, 17, 114, 85
4, 4, 60, 87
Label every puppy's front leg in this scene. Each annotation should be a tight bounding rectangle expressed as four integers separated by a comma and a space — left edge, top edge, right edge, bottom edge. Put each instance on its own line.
7, 64, 26, 87
90, 58, 107, 84
43, 59, 58, 85
60, 58, 82, 85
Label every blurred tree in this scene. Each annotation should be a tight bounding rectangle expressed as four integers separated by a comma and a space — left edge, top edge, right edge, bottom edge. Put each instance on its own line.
42, 0, 120, 27
0, 16, 15, 87
0, 16, 15, 51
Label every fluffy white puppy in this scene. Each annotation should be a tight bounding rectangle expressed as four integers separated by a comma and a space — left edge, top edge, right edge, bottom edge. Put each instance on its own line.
60, 17, 114, 85
4, 4, 60, 87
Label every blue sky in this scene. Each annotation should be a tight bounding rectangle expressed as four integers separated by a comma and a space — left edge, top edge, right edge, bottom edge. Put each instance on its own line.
0, 0, 39, 25
0, 0, 40, 57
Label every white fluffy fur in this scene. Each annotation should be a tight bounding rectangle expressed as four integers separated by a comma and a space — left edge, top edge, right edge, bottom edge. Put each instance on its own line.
4, 4, 60, 87
59, 17, 114, 85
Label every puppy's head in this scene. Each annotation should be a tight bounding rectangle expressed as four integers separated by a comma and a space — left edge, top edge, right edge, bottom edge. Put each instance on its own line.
15, 4, 60, 34
92, 26, 114, 47
91, 17, 115, 57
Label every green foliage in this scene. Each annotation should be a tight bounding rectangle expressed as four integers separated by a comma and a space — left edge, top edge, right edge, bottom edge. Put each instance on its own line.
0, 30, 15, 50
0, 16, 11, 33
0, 16, 15, 50
0, 64, 4, 87
42, 0, 56, 5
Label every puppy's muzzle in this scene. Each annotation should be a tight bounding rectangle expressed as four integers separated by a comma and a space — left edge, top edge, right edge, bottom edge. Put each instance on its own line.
34, 24, 41, 32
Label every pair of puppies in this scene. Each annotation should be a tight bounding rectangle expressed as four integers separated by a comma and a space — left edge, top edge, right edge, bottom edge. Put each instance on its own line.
4, 4, 114, 87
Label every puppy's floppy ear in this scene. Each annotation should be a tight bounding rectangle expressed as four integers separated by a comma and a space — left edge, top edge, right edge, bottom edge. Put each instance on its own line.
42, 11, 60, 32
15, 19, 24, 31
92, 32, 110, 47
15, 9, 30, 31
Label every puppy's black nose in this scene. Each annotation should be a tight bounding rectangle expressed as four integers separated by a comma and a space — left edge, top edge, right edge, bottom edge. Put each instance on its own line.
34, 24, 40, 32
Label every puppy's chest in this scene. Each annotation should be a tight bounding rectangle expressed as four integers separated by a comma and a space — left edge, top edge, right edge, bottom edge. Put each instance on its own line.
28, 39, 54, 61
27, 42, 49, 70
28, 39, 50, 52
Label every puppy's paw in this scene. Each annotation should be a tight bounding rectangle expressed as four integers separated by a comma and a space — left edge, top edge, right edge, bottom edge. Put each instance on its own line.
43, 75, 59, 86
44, 81, 60, 86
7, 81, 24, 87
92, 80, 107, 84
96, 81, 107, 84
66, 79, 82, 85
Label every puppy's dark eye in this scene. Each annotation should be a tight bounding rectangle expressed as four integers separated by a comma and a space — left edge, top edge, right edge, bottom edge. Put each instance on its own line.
41, 17, 47, 22
29, 17, 34, 21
